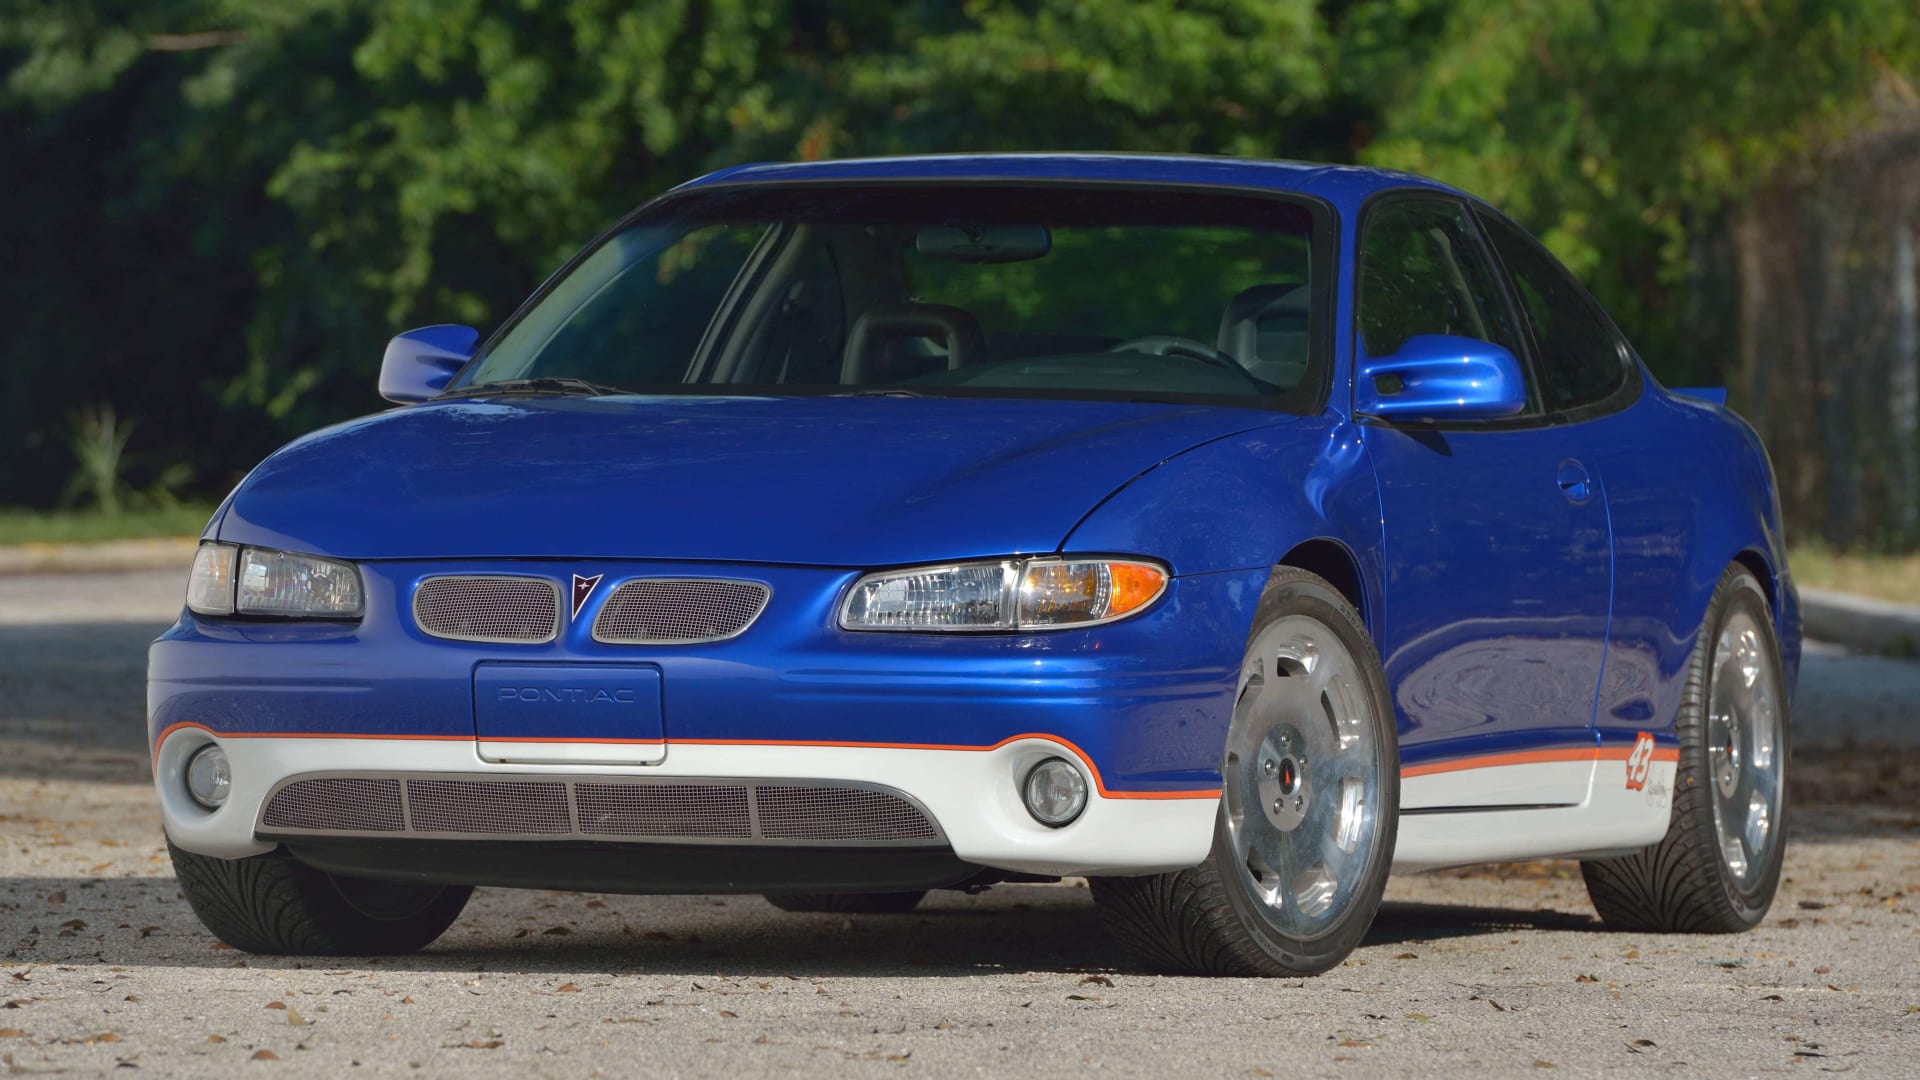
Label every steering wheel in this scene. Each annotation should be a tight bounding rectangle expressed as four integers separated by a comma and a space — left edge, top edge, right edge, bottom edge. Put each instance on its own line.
1108, 335, 1243, 371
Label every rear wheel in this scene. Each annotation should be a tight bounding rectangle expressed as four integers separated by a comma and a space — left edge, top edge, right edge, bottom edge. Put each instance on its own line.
1581, 565, 1788, 931
763, 891, 927, 914
1091, 567, 1398, 976
169, 841, 471, 955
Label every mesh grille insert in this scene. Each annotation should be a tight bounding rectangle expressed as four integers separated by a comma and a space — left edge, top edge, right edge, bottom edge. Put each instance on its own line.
576, 783, 751, 838
414, 576, 559, 643
756, 786, 941, 842
261, 777, 404, 832
406, 779, 571, 834
254, 775, 942, 846
592, 579, 770, 644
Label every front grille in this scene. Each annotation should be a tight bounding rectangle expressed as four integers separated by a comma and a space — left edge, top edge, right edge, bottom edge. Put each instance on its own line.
757, 785, 941, 841
591, 579, 770, 644
414, 576, 559, 643
261, 777, 404, 832
256, 774, 942, 847
407, 779, 571, 834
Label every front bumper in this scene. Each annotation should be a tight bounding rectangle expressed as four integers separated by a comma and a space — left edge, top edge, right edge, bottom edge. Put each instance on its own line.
150, 559, 1263, 879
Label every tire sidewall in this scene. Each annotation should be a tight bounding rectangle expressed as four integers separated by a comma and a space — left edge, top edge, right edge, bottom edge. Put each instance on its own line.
1212, 569, 1400, 972
1684, 569, 1790, 924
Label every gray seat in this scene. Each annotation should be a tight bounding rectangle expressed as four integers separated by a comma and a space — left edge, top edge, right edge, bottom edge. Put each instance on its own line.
1217, 284, 1310, 388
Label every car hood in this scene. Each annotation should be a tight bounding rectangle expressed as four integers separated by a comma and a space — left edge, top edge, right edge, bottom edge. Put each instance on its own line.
217, 395, 1289, 566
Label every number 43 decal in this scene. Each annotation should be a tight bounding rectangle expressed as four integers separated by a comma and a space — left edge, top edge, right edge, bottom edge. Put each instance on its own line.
1624, 731, 1656, 791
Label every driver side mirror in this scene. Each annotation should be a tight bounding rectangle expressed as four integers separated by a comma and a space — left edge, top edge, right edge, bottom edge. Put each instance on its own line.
1356, 334, 1527, 422
379, 325, 479, 403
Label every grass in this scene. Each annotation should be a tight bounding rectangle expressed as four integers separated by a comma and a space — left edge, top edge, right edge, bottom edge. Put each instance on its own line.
0, 504, 217, 546
1788, 544, 1920, 607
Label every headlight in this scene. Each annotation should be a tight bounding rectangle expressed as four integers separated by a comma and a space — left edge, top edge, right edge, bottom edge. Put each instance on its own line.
186, 543, 364, 618
840, 557, 1167, 632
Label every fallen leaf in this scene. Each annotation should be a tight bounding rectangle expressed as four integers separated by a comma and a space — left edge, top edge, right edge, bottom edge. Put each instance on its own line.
45, 891, 64, 905
1814, 966, 1831, 975
555, 983, 580, 994
400, 997, 414, 1006
1405, 1013, 1430, 1022
90, 1033, 120, 1044
1763, 994, 1784, 1002
2, 1001, 29, 1010
1077, 975, 1115, 988
251, 1049, 278, 1061
1338, 1039, 1369, 1048
138, 927, 160, 939
285, 1009, 306, 1027
1574, 974, 1599, 983
263, 1002, 286, 1011
1533, 1061, 1555, 1069
58, 920, 85, 931
205, 1035, 226, 1044
541, 927, 572, 936
1393, 952, 1419, 960
465, 1040, 504, 1050
1797, 900, 1827, 910
719, 1010, 737, 1019
0, 1030, 25, 1039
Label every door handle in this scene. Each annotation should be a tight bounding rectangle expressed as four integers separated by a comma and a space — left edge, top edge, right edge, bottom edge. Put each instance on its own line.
1556, 459, 1592, 504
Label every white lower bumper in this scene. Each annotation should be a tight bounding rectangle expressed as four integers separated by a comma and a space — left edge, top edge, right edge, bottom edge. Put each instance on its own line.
155, 729, 1220, 878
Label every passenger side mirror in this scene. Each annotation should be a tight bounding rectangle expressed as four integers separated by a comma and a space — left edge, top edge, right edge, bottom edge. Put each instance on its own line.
1356, 334, 1527, 422
378, 325, 479, 403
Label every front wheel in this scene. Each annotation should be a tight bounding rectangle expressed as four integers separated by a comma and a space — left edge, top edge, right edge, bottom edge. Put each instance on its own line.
1581, 565, 1789, 932
1092, 567, 1398, 976
169, 841, 472, 955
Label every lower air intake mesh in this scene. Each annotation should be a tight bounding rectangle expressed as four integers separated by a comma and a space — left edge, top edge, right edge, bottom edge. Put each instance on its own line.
255, 774, 940, 846
261, 777, 404, 832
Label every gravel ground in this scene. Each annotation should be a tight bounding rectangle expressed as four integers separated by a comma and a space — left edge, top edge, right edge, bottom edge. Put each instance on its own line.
0, 572, 1915, 1077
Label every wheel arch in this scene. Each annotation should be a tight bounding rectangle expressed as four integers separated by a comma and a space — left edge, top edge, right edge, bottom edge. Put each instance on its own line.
1278, 537, 1372, 638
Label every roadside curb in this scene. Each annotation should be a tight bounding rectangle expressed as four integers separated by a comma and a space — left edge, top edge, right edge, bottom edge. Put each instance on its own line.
0, 536, 199, 576
1799, 587, 1920, 655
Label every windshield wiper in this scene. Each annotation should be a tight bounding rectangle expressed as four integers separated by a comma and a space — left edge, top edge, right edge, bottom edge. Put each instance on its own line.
830, 388, 925, 398
440, 376, 631, 399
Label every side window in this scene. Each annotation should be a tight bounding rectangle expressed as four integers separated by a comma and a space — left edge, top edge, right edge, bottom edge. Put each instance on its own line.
1357, 198, 1528, 363
1476, 211, 1628, 413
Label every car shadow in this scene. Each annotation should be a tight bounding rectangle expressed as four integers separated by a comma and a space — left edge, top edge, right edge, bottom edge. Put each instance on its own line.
5, 874, 1614, 978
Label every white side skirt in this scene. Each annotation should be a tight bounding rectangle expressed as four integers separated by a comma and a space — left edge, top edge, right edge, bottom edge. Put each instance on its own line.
1393, 753, 1679, 872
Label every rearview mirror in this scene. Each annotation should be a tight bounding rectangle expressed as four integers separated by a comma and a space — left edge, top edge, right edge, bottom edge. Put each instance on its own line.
1356, 334, 1527, 422
379, 325, 479, 403
915, 224, 1050, 264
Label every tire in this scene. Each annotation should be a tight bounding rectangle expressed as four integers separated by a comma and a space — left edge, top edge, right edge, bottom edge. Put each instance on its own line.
169, 840, 472, 955
1090, 567, 1399, 976
763, 891, 927, 914
1581, 565, 1789, 932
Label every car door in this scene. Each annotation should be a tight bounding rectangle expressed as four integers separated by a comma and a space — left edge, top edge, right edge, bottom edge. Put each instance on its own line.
1356, 195, 1613, 809
1473, 208, 1669, 755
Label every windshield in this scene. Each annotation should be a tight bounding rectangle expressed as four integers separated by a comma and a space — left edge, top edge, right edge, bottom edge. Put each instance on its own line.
456, 184, 1327, 409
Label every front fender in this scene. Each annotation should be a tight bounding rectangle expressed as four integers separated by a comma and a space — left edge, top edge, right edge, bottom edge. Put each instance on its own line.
1060, 415, 1383, 620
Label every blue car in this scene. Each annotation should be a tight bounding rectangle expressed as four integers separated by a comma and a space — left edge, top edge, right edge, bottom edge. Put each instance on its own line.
151, 154, 1798, 976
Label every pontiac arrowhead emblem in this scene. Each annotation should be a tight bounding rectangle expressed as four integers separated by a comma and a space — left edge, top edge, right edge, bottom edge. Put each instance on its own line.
570, 573, 603, 621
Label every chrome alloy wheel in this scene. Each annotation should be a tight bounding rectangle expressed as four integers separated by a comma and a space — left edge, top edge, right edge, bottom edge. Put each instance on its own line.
1706, 608, 1784, 886
1223, 614, 1382, 939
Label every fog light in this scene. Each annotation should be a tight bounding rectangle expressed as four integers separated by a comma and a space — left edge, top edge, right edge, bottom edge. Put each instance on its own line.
1022, 757, 1088, 827
185, 745, 231, 810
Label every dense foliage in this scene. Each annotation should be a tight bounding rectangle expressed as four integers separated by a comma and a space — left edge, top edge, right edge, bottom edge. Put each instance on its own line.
3, 1, 1916, 529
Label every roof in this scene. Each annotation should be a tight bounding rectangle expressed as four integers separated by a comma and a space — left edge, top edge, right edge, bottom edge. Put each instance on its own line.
675, 153, 1463, 210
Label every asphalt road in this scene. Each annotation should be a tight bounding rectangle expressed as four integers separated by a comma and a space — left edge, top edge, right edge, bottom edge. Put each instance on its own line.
0, 570, 1915, 1077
